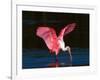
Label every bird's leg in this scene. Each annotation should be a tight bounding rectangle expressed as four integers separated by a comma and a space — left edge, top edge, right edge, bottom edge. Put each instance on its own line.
55, 54, 58, 64
50, 50, 58, 63
49, 50, 55, 63
65, 46, 72, 66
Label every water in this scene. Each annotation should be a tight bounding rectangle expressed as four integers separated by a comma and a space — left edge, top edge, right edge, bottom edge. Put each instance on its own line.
22, 48, 89, 69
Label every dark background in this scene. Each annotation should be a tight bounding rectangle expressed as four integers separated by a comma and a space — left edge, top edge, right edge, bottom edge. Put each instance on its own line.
22, 11, 89, 49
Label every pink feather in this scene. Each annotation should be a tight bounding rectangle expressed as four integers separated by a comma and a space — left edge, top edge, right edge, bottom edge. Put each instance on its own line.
36, 23, 76, 55
58, 23, 76, 40
36, 27, 60, 55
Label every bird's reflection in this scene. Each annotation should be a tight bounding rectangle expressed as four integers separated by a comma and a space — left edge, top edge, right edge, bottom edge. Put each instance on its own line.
48, 60, 72, 67
48, 61, 59, 67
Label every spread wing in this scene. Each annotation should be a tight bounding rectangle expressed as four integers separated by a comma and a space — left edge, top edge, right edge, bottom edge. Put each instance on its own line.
58, 23, 76, 40
36, 27, 59, 52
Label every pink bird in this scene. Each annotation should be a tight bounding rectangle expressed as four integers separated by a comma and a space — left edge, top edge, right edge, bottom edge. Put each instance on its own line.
36, 23, 76, 63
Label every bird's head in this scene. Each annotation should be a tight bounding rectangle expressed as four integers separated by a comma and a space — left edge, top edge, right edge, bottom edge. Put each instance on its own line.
66, 46, 71, 54
66, 46, 72, 63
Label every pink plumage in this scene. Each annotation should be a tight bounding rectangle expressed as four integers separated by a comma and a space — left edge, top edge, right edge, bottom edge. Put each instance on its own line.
58, 23, 76, 40
36, 27, 60, 55
36, 23, 76, 56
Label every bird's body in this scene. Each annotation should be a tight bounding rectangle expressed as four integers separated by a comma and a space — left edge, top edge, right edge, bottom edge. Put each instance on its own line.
58, 39, 66, 51
36, 23, 76, 63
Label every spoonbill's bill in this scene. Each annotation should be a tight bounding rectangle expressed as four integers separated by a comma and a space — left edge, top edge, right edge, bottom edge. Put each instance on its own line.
36, 23, 76, 63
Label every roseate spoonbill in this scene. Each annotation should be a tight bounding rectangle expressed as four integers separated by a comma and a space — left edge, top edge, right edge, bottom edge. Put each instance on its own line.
36, 23, 76, 63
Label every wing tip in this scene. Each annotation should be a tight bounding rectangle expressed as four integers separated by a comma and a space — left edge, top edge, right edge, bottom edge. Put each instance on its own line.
71, 23, 76, 27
